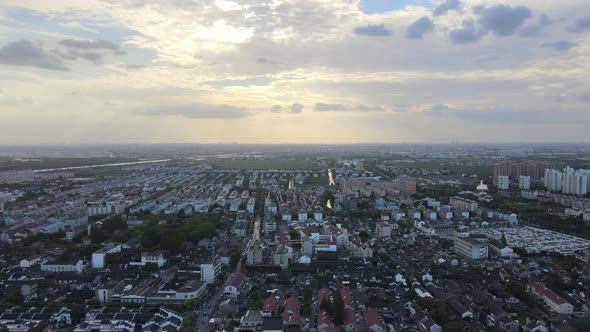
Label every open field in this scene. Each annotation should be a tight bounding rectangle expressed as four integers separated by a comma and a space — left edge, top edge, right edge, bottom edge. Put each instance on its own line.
210, 159, 323, 170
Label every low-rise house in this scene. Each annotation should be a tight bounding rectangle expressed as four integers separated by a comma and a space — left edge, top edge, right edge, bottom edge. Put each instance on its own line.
418, 317, 442, 332
528, 281, 574, 315
41, 259, 84, 273
224, 272, 250, 299
364, 308, 384, 332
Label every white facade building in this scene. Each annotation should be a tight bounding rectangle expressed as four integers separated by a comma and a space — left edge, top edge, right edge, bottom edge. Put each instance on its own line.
519, 176, 531, 190
544, 169, 563, 192
497, 176, 509, 190
41, 260, 84, 273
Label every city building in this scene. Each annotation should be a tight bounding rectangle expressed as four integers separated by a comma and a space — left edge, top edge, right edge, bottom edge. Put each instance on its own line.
519, 176, 531, 190
141, 251, 167, 267
544, 169, 563, 192
562, 167, 588, 196
453, 236, 488, 260
201, 256, 222, 284
450, 196, 479, 212
528, 280, 574, 314
394, 175, 417, 195
497, 176, 509, 190
87, 202, 125, 217
494, 160, 555, 182
92, 243, 122, 268
376, 222, 392, 238
41, 260, 84, 273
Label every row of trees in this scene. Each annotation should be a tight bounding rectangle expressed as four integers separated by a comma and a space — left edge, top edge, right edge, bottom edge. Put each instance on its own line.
129, 212, 226, 254
319, 289, 345, 326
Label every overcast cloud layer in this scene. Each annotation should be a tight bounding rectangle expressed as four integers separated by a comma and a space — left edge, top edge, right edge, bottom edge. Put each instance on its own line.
0, 0, 589, 144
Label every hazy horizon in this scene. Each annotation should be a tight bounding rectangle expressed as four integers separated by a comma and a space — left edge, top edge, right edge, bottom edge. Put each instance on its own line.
1, 0, 589, 144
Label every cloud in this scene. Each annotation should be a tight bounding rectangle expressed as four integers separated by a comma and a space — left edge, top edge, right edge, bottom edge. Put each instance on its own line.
0, 40, 68, 71
289, 103, 304, 113
406, 17, 434, 40
353, 24, 392, 37
477, 5, 532, 37
57, 38, 126, 64
270, 103, 304, 114
121, 63, 147, 70
569, 15, 590, 33
427, 104, 449, 113
315, 103, 351, 112
314, 103, 386, 112
0, 96, 34, 106
59, 39, 125, 54
541, 41, 578, 52
433, 0, 461, 17
133, 104, 250, 119
518, 14, 552, 37
205, 76, 274, 88
449, 22, 485, 44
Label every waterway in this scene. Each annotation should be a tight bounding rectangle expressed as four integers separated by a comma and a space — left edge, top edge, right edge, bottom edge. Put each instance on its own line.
33, 159, 171, 173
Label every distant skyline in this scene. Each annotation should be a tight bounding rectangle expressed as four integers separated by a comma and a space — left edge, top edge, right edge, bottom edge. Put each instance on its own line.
1, 0, 589, 144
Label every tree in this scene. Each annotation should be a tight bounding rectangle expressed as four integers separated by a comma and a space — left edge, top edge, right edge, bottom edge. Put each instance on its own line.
250, 289, 262, 309
444, 321, 464, 332
320, 297, 330, 312
332, 289, 345, 325
359, 231, 370, 242
105, 252, 121, 265
143, 262, 159, 272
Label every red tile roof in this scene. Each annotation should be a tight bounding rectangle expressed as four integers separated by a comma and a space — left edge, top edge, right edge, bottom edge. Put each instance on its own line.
340, 287, 352, 307
262, 296, 277, 312
364, 308, 382, 328
528, 280, 568, 305
225, 272, 246, 288
282, 297, 301, 326
343, 307, 356, 325
317, 309, 332, 326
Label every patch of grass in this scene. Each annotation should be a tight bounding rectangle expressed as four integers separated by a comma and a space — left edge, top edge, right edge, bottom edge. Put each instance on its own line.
302, 175, 328, 186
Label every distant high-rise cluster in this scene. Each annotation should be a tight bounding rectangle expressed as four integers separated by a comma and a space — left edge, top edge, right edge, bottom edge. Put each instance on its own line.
544, 167, 589, 196
493, 160, 556, 183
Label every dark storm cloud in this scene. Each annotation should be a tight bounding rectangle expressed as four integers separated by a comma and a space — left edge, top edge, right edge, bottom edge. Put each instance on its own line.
477, 5, 532, 37
433, 0, 461, 17
0, 40, 68, 71
569, 15, 590, 33
518, 14, 552, 37
541, 41, 578, 52
353, 24, 392, 37
133, 104, 251, 119
406, 17, 434, 40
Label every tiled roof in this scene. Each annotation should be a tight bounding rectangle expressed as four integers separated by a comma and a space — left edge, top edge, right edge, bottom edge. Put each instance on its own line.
364, 308, 382, 328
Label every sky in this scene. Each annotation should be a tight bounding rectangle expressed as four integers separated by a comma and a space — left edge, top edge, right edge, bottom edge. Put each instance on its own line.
0, 0, 589, 144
